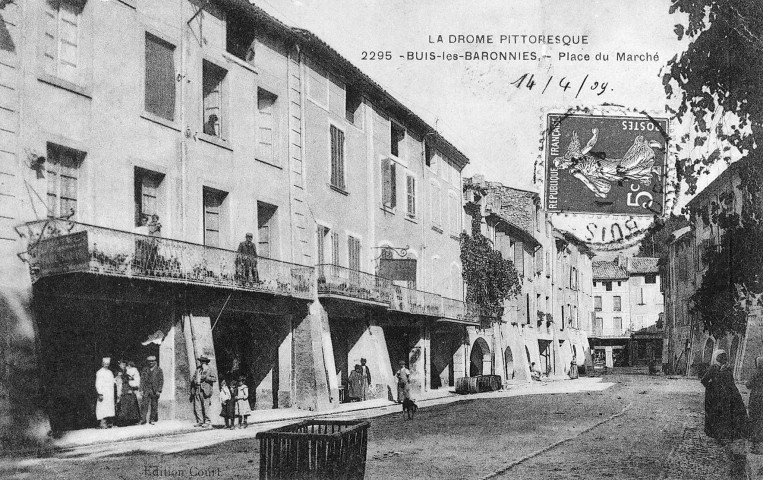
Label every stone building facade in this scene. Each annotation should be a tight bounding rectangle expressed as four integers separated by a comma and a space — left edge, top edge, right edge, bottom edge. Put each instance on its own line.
0, 0, 474, 444
463, 177, 593, 384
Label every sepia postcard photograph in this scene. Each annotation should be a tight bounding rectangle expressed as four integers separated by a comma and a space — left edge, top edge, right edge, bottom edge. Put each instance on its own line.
1, 0, 762, 478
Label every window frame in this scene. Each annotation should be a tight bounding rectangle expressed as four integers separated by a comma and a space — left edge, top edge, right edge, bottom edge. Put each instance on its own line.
256, 88, 279, 166
46, 143, 84, 219
143, 32, 178, 125
329, 122, 347, 193
406, 174, 417, 219
200, 58, 230, 144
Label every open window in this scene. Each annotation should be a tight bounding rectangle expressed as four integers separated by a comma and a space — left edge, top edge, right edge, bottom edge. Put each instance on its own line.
46, 143, 83, 219
134, 168, 165, 229
390, 122, 405, 158
202, 60, 227, 139
203, 187, 228, 247
257, 201, 277, 259
345, 85, 363, 127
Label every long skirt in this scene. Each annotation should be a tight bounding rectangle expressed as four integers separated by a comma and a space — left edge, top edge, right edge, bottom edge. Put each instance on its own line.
117, 392, 141, 426
220, 400, 236, 419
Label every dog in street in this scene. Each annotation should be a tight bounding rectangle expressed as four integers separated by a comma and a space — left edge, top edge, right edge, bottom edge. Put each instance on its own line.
402, 398, 418, 420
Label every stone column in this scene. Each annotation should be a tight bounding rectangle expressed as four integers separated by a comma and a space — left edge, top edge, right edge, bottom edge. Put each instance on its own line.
408, 323, 430, 396
187, 315, 221, 425
292, 301, 333, 411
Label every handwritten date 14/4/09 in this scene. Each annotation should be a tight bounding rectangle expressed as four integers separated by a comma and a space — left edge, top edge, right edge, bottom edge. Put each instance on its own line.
510, 73, 609, 98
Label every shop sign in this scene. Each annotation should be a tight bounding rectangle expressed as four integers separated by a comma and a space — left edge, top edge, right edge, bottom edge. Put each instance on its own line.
31, 231, 90, 277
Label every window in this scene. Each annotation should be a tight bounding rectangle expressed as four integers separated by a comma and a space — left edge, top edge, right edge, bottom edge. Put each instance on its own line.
594, 296, 602, 312
613, 296, 622, 312
594, 317, 603, 336
317, 226, 328, 264
345, 86, 362, 127
330, 125, 346, 190
330, 231, 340, 266
203, 187, 227, 247
226, 14, 256, 62
613, 317, 623, 331
645, 274, 657, 284
617, 281, 622, 287
390, 122, 405, 157
46, 144, 81, 218
448, 192, 459, 234
425, 142, 434, 167
605, 281, 612, 292
348, 236, 361, 271
514, 241, 524, 276
257, 89, 277, 164
257, 202, 277, 259
430, 182, 442, 227
134, 168, 164, 227
202, 60, 227, 138
145, 33, 176, 121
406, 175, 416, 217
382, 159, 397, 208
593, 281, 597, 287
43, 1, 81, 83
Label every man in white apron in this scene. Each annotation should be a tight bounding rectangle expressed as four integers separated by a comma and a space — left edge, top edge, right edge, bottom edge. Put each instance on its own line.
95, 357, 116, 428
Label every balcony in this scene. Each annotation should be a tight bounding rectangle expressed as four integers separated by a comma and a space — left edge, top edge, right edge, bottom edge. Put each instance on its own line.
389, 285, 443, 317
317, 264, 392, 306
21, 219, 315, 300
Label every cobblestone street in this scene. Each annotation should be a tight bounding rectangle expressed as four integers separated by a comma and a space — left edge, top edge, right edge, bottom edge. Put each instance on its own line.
1, 374, 748, 479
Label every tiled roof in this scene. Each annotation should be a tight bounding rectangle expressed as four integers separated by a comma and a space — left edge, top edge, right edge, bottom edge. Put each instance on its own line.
592, 261, 628, 280
628, 257, 659, 274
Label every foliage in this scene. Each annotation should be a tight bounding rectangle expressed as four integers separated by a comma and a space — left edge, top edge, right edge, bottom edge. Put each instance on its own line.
665, 0, 763, 193
690, 161, 763, 337
460, 204, 520, 320
636, 214, 690, 259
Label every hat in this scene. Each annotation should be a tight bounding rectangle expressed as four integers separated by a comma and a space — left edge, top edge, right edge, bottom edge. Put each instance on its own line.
361, 357, 367, 363
198, 355, 210, 363
245, 232, 253, 238
102, 357, 111, 363
398, 360, 406, 365
146, 355, 157, 362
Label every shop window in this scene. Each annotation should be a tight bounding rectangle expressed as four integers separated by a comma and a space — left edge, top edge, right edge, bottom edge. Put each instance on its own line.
257, 89, 277, 164
202, 60, 227, 139
46, 143, 82, 218
330, 125, 346, 191
145, 33, 176, 121
134, 168, 164, 227
203, 187, 227, 247
43, 0, 82, 84
257, 202, 277, 259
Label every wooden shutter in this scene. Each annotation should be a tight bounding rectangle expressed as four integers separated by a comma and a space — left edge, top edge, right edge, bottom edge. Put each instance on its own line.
390, 162, 396, 208
203, 189, 223, 247
316, 226, 326, 265
330, 125, 345, 189
406, 176, 415, 216
257, 90, 276, 162
145, 34, 176, 121
382, 159, 391, 206
514, 241, 524, 276
348, 236, 360, 271
331, 231, 340, 265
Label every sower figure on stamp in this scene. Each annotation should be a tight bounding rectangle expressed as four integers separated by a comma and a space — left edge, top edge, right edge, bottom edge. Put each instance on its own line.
235, 233, 259, 284
140, 355, 164, 425
191, 355, 217, 428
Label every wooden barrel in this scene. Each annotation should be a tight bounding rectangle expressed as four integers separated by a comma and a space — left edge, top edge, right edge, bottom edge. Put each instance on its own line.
455, 376, 480, 394
476, 375, 502, 392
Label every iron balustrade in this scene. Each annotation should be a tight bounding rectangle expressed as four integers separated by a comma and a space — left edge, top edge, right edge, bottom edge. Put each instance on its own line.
389, 284, 443, 317
21, 219, 315, 299
316, 264, 392, 305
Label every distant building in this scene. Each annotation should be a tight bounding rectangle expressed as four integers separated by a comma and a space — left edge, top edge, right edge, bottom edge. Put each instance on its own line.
591, 256, 663, 368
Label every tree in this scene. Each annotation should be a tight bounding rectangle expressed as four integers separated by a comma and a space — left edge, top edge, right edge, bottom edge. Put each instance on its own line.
665, 0, 763, 193
636, 214, 689, 259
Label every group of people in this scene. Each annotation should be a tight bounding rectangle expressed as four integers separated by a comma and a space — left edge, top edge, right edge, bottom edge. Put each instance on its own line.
345, 358, 373, 402
95, 355, 164, 428
702, 350, 763, 455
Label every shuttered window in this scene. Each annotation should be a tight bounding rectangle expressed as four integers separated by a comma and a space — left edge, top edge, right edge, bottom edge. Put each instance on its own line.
613, 317, 623, 331
203, 188, 226, 247
430, 182, 441, 227
257, 89, 277, 164
134, 168, 164, 226
406, 175, 416, 217
258, 202, 277, 259
514, 241, 524, 276
330, 125, 345, 190
46, 145, 80, 218
613, 296, 622, 312
594, 296, 602, 311
44, 1, 80, 83
317, 226, 327, 264
348, 236, 361, 271
382, 159, 396, 208
145, 33, 176, 121
331, 231, 340, 266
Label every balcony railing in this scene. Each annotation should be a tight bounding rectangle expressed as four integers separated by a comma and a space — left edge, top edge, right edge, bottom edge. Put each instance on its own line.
390, 285, 444, 317
21, 219, 315, 300
317, 264, 392, 305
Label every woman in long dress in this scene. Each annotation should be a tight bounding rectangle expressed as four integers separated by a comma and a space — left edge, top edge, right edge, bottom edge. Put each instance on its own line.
347, 364, 364, 402
700, 350, 747, 442
116, 360, 141, 426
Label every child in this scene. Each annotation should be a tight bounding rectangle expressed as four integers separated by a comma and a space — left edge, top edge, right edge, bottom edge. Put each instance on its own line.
219, 379, 235, 429
235, 375, 251, 428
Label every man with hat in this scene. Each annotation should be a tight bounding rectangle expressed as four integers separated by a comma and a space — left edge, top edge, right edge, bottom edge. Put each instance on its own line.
190, 355, 217, 427
140, 355, 164, 425
95, 357, 116, 428
235, 232, 259, 283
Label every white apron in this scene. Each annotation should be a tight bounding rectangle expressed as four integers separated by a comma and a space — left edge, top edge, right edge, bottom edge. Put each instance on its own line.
95, 368, 116, 420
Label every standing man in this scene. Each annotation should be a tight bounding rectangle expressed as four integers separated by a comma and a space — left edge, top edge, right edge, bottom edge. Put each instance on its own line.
95, 357, 115, 429
360, 358, 372, 400
236, 233, 259, 283
191, 355, 217, 428
140, 355, 164, 425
